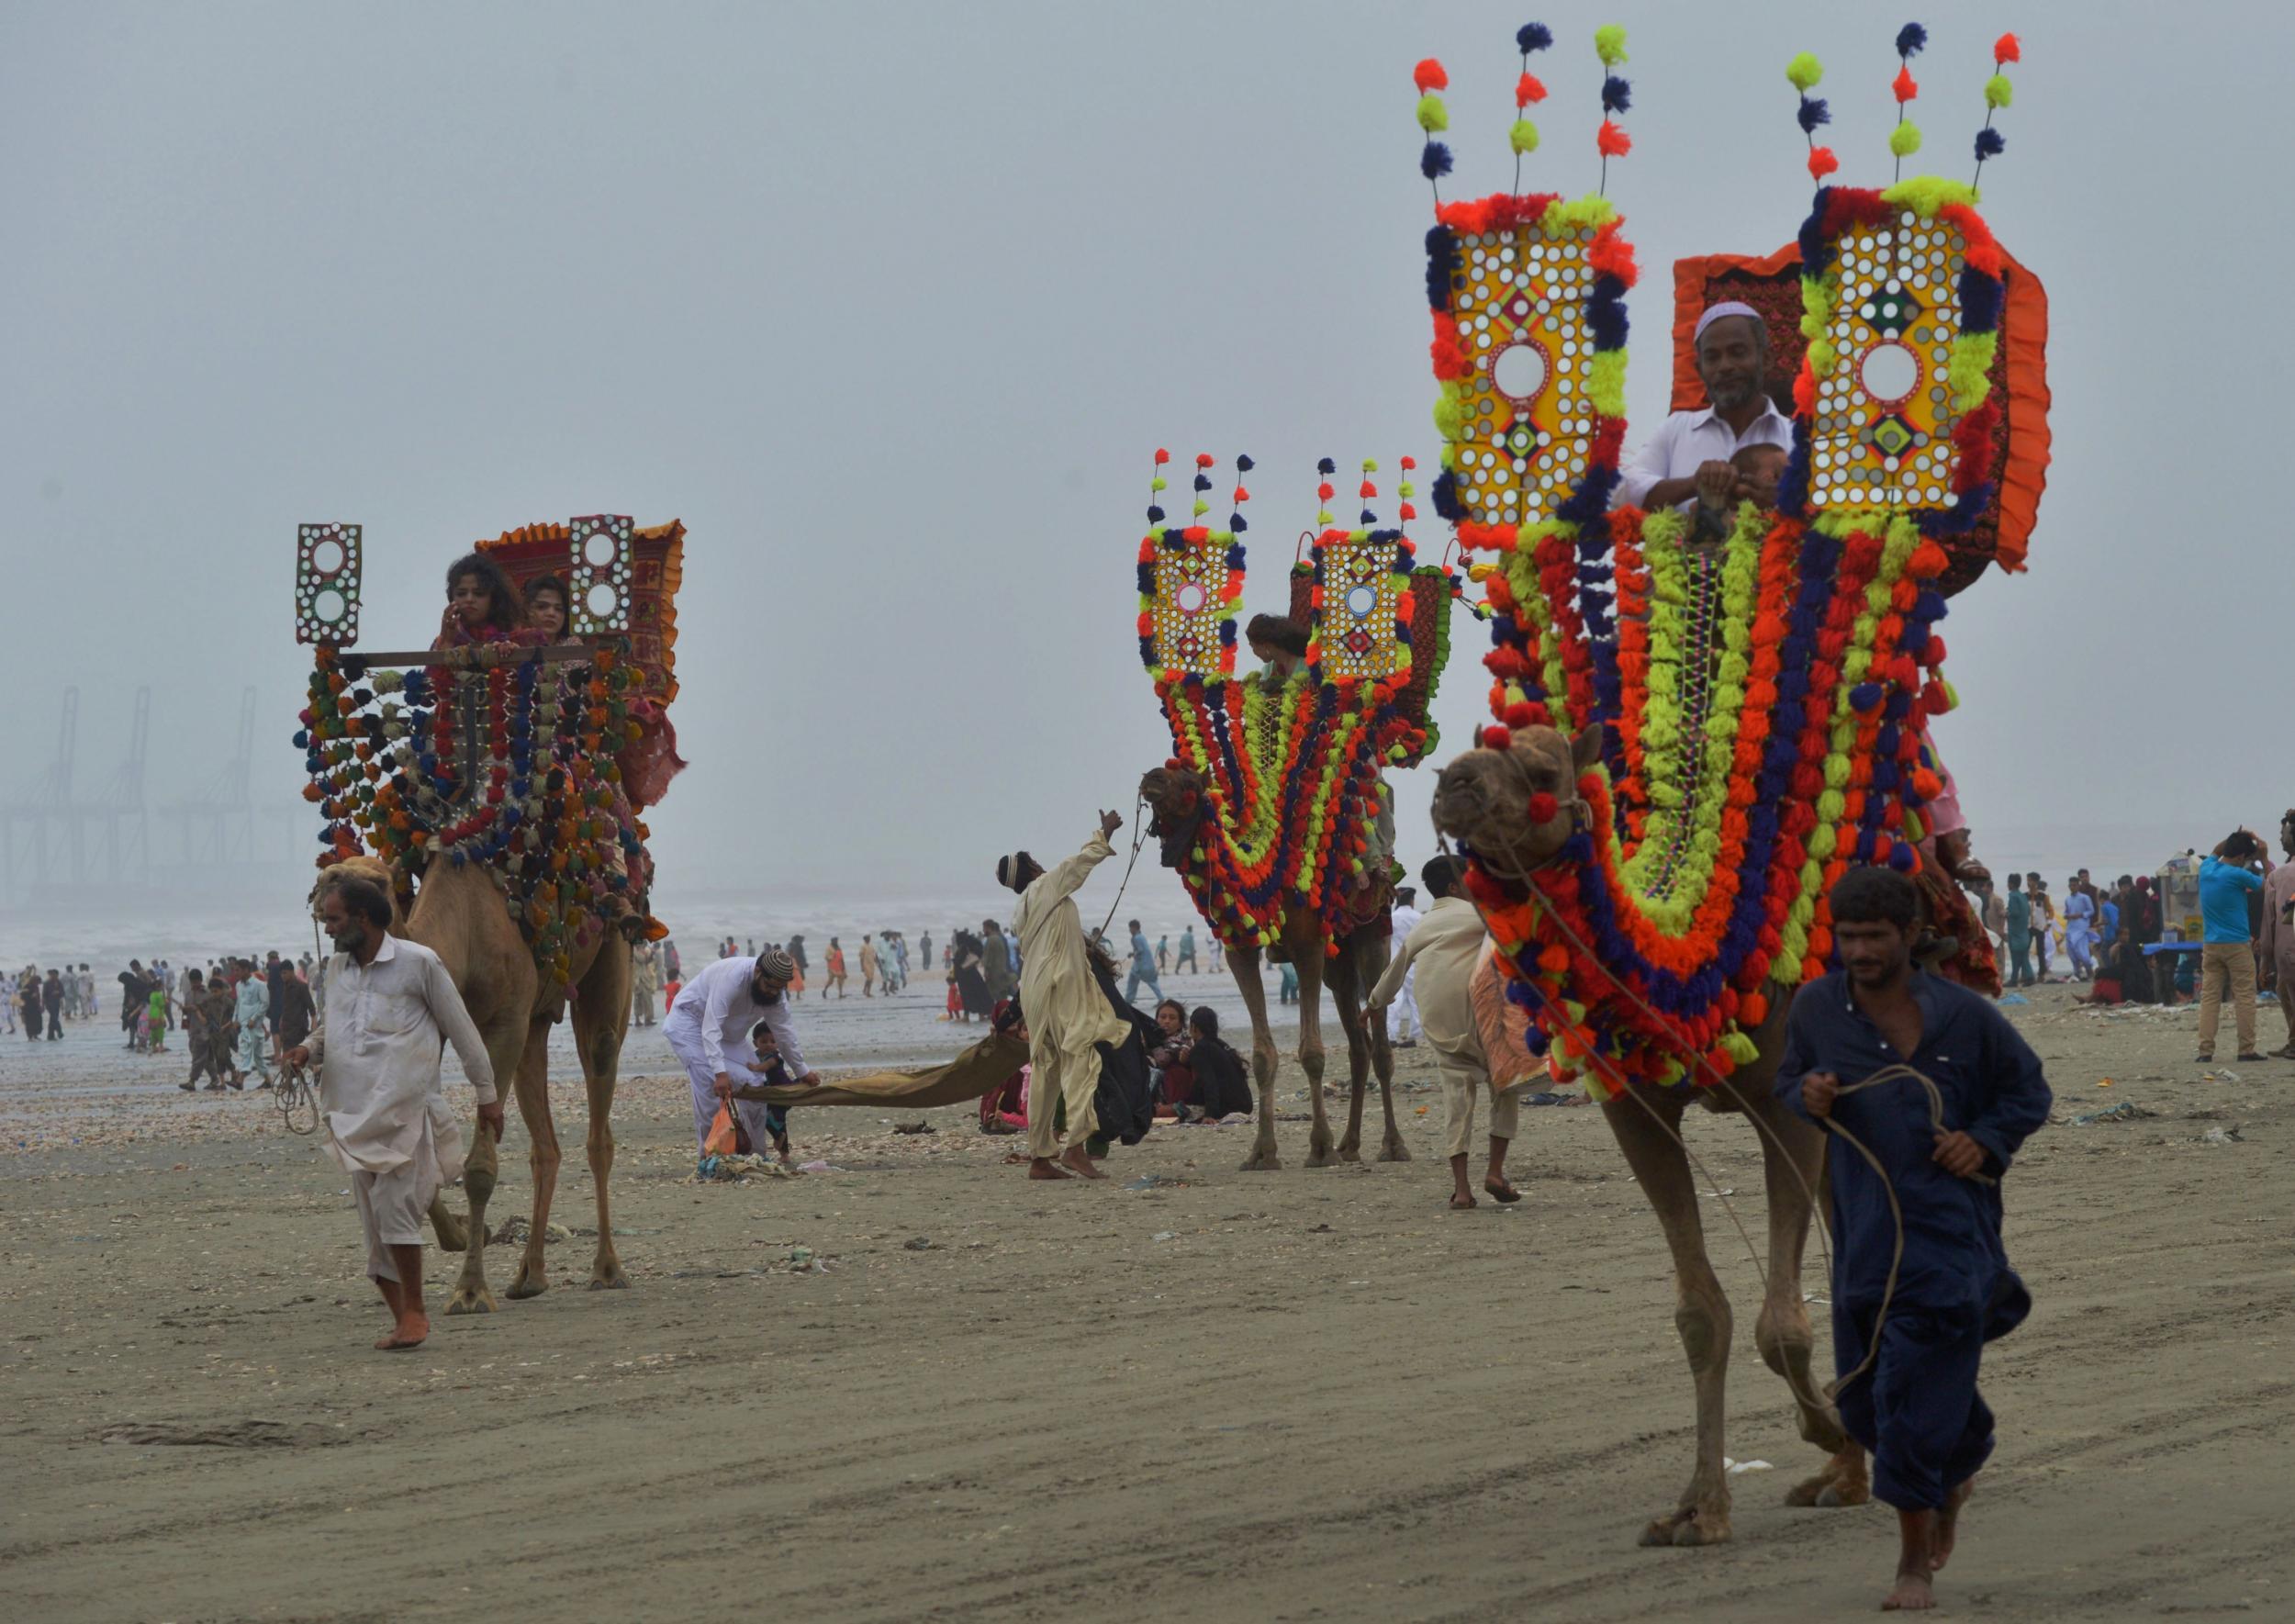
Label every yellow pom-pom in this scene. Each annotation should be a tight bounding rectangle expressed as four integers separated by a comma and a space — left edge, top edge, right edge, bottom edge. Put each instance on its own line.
1510, 118, 1540, 155
1594, 24, 1629, 67
1416, 93, 1450, 133
1888, 121, 1922, 159
1984, 73, 2013, 110
1785, 51, 1823, 91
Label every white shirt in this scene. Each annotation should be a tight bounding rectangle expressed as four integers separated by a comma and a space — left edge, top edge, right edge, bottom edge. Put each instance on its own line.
1370, 896, 1486, 1060
1390, 902, 1423, 942
307, 934, 497, 1179
1614, 403, 1795, 510
663, 956, 808, 1079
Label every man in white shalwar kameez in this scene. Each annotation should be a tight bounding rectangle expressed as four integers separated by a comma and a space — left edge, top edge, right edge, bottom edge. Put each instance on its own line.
1370, 857, 1525, 1210
662, 948, 820, 1158
285, 877, 502, 1351
1386, 887, 1425, 1047
1000, 811, 1132, 1181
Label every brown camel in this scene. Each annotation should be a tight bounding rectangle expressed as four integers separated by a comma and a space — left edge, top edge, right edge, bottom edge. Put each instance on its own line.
1139, 765, 1409, 1172
323, 856, 633, 1310
1429, 725, 1869, 1545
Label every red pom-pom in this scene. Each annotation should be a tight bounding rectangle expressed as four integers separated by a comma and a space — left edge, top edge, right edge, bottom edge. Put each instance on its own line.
1413, 57, 1449, 93
1503, 700, 1538, 729
1595, 119, 1632, 158
1399, 502, 1417, 521
1136, 612, 1155, 636
1482, 724, 1513, 751
1993, 32, 2021, 65
1527, 790, 1559, 823
1892, 64, 1918, 104
1808, 145, 1839, 180
1399, 454, 1416, 471
1515, 72, 1547, 107
1360, 481, 1377, 499
1194, 452, 1214, 468
1317, 482, 1335, 501
1232, 486, 1250, 503
1153, 448, 1170, 465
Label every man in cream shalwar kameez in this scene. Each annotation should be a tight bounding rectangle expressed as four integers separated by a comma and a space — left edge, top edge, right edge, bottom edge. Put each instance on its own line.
1000, 811, 1132, 1181
287, 878, 501, 1350
1370, 857, 1527, 1209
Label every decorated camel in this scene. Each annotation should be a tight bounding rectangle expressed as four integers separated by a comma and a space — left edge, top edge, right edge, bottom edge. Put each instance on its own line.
294, 517, 685, 1308
1408, 27, 2047, 1543
1132, 454, 1466, 1170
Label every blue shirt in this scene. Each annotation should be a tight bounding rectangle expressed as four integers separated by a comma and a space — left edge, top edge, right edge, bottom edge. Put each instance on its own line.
2005, 890, 2030, 934
2199, 857, 2261, 944
1129, 930, 1156, 971
1776, 970, 2051, 1328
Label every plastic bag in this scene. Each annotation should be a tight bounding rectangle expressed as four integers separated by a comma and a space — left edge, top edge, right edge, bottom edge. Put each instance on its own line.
703, 1104, 743, 1159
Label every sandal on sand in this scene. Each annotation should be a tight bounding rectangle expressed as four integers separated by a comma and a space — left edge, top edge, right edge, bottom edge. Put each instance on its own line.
1448, 1193, 1477, 1210
1483, 1180, 1523, 1204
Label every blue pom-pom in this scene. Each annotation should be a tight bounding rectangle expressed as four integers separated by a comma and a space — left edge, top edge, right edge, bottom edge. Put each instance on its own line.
1797, 95, 1830, 133
1601, 74, 1630, 113
1896, 22, 1927, 58
1230, 515, 1248, 532
1360, 509, 1378, 525
1147, 504, 1165, 522
1420, 140, 1453, 179
1975, 126, 2005, 161
1192, 473, 1212, 492
1317, 456, 1337, 476
1888, 841, 1918, 873
1517, 22, 1552, 54
1235, 454, 1254, 472
1851, 682, 1884, 713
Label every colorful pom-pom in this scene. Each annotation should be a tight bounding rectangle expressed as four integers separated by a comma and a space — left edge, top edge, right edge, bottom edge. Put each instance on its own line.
1527, 790, 1559, 823
1593, 24, 1628, 67
1483, 725, 1513, 751
1892, 63, 1918, 103
1232, 486, 1250, 503
1316, 456, 1337, 475
1416, 93, 1450, 132
1601, 73, 1630, 113
1517, 22, 1552, 53
1414, 57, 1449, 93
1420, 140, 1453, 180
1785, 51, 1824, 91
1153, 448, 1170, 465
1993, 32, 2021, 65
1516, 71, 1547, 106
1888, 121, 1922, 158
1984, 73, 2013, 109
1235, 453, 1254, 471
1400, 454, 1416, 470
1595, 118, 1632, 157
1149, 475, 1168, 491
1974, 127, 2005, 161
1797, 95, 1830, 133
1510, 118, 1540, 154
1895, 22, 1927, 58
1808, 145, 1840, 179
1194, 453, 1214, 467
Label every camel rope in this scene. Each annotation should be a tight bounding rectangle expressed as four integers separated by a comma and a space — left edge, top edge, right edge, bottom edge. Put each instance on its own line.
1093, 789, 1150, 945
274, 1057, 320, 1137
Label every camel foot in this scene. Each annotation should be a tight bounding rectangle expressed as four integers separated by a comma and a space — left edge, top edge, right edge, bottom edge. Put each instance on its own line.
443, 1281, 498, 1316
1786, 1449, 1872, 1508
1639, 1507, 1732, 1548
505, 1262, 548, 1301
1238, 1143, 1282, 1172
429, 1200, 468, 1254
1304, 1142, 1339, 1170
1377, 1134, 1412, 1163
588, 1265, 631, 1291
1336, 1138, 1363, 1163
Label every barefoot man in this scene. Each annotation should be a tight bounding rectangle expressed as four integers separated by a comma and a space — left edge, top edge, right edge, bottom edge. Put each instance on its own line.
1777, 867, 2051, 1610
284, 876, 504, 1351
998, 810, 1130, 1181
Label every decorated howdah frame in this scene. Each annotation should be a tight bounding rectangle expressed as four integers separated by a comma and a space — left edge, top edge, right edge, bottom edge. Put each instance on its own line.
1134, 453, 1461, 954
293, 519, 674, 986
1425, 23, 2046, 1096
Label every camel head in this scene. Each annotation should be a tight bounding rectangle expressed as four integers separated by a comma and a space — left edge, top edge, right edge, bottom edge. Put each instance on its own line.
1429, 723, 1601, 880
1139, 763, 1208, 869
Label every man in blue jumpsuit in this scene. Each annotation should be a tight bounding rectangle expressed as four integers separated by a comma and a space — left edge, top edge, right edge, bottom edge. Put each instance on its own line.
1777, 866, 2052, 1613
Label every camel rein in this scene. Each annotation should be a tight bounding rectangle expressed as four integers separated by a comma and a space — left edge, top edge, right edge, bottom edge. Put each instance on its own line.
1093, 789, 1150, 945
1442, 808, 1976, 1403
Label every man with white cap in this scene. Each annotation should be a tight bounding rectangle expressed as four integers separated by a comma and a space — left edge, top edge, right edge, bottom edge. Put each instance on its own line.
663, 947, 822, 1157
998, 810, 1132, 1181
1615, 300, 1794, 513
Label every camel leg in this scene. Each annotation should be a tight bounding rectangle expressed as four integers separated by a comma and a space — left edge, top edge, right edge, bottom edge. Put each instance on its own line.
505, 1016, 560, 1300
1295, 946, 1337, 1168
1603, 1086, 1736, 1548
1328, 954, 1371, 1163
1231, 948, 1282, 1172
427, 1191, 467, 1252
573, 941, 632, 1289
443, 1009, 529, 1316
1741, 1087, 1870, 1508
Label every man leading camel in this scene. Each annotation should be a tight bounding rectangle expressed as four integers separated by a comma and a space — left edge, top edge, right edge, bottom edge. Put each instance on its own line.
998, 810, 1131, 1181
284, 877, 503, 1352
1777, 866, 2051, 1611
662, 947, 821, 1159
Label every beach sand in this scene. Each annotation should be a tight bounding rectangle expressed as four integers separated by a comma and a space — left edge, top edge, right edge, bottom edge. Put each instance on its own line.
3, 980, 2289, 1621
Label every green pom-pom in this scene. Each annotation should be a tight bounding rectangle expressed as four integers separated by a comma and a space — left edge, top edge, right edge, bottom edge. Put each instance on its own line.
1785, 51, 1824, 91
1723, 1030, 1762, 1065
1416, 93, 1449, 133
1509, 118, 1540, 154
1594, 24, 1629, 67
1192, 498, 1209, 516
1984, 73, 2013, 109
1888, 121, 1922, 158
1149, 476, 1168, 492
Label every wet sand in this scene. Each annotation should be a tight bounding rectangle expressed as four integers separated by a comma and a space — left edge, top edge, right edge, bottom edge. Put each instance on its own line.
3, 981, 2290, 1621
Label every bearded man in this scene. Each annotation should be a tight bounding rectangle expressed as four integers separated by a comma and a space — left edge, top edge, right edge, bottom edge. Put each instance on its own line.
1615, 300, 1793, 514
662, 947, 822, 1156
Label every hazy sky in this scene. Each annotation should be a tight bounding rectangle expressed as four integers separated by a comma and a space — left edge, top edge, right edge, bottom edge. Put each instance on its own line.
5, 0, 2287, 907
